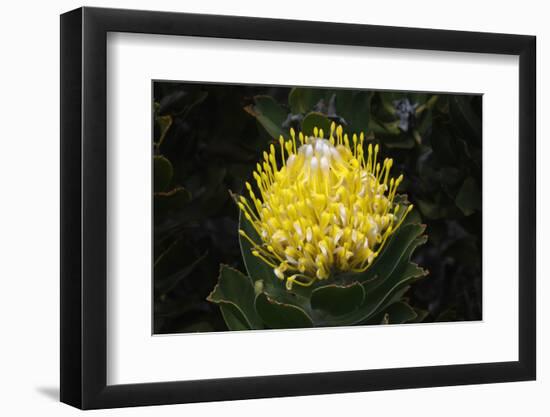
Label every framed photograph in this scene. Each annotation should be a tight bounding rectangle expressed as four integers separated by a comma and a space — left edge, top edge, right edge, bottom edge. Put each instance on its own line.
60, 6, 536, 409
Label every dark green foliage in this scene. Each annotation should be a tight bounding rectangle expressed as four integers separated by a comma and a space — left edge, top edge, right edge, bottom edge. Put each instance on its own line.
310, 282, 366, 316
207, 265, 263, 330
153, 82, 482, 333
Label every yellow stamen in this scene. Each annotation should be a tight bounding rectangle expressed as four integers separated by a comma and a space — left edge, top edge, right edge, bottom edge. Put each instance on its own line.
236, 124, 413, 289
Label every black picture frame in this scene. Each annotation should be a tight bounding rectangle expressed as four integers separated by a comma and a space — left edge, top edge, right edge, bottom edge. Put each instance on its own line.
60, 6, 536, 410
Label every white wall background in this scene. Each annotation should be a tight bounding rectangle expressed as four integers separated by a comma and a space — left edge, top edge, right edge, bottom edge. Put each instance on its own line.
0, 0, 545, 415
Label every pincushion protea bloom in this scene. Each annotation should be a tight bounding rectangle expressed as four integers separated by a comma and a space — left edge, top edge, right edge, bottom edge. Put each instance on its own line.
237, 123, 413, 290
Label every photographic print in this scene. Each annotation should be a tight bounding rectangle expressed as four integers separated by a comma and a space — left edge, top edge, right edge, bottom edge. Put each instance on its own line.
152, 82, 482, 334
60, 9, 536, 407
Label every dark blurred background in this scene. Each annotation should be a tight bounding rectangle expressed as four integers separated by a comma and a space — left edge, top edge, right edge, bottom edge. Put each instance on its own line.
153, 81, 482, 334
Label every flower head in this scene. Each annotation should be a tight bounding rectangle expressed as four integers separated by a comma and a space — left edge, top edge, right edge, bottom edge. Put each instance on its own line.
238, 123, 413, 290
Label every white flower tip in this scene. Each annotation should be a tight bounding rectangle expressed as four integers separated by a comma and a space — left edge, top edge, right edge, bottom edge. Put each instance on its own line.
320, 156, 329, 172
310, 156, 319, 170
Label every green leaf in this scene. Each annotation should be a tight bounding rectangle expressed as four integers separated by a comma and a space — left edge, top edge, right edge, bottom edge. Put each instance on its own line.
415, 197, 445, 220
362, 223, 427, 288
255, 292, 313, 329
244, 95, 287, 139
153, 155, 173, 192
155, 251, 208, 296
367, 285, 411, 319
370, 118, 415, 149
439, 167, 462, 186
455, 177, 481, 216
382, 135, 416, 149
301, 112, 331, 137
154, 186, 191, 215
182, 91, 209, 117
416, 108, 432, 138
430, 126, 458, 164
378, 91, 401, 116
158, 90, 189, 115
288, 88, 325, 114
366, 301, 418, 325
450, 96, 482, 142
323, 263, 425, 327
360, 262, 425, 321
335, 91, 370, 134
402, 206, 423, 227
311, 282, 365, 316
350, 92, 371, 134
155, 115, 172, 147
154, 238, 197, 279
369, 119, 393, 135
218, 305, 251, 331
207, 265, 264, 330
415, 193, 462, 220
158, 90, 208, 117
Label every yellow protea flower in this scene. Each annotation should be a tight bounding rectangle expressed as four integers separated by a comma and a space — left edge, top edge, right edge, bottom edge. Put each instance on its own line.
237, 123, 413, 290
